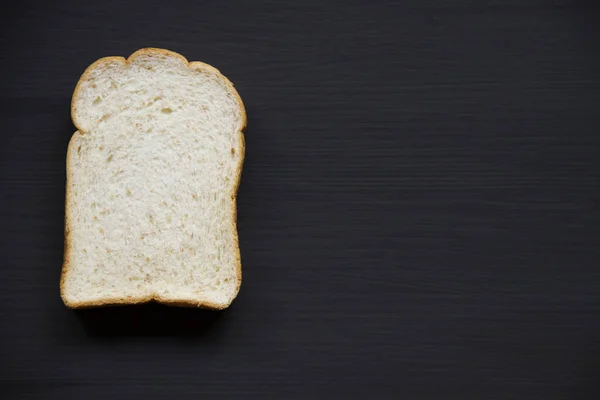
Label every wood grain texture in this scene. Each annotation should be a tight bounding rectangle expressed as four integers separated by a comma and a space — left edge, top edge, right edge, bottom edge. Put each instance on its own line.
1, 1, 600, 399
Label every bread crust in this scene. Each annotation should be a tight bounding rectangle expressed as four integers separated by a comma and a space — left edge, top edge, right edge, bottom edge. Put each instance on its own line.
60, 48, 246, 310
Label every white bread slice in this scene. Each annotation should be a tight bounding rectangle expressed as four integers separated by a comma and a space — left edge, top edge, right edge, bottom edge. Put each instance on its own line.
60, 48, 246, 309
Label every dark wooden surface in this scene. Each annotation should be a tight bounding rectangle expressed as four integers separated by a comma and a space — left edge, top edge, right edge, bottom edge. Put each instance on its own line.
2, 1, 600, 398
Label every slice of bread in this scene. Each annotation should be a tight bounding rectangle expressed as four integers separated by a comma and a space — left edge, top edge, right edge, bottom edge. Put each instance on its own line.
60, 48, 246, 309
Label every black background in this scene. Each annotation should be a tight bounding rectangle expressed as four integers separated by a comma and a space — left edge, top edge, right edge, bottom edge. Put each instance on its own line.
2, 1, 600, 398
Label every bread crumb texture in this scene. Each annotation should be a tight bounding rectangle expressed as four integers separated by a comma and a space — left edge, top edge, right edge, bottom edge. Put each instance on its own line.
61, 48, 246, 310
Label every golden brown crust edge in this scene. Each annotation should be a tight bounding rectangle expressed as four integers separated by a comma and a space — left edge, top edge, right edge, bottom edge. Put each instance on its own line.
60, 48, 247, 310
